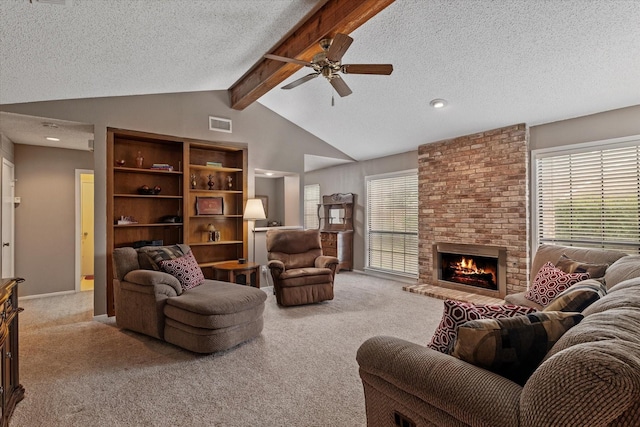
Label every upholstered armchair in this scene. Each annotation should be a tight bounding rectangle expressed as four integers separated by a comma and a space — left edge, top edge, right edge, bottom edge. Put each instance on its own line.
266, 229, 339, 306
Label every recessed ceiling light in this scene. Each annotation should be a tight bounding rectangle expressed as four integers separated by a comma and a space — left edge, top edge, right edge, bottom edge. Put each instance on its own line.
430, 98, 448, 109
46, 137, 60, 141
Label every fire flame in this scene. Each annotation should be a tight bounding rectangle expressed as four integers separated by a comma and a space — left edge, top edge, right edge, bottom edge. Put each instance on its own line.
458, 257, 484, 274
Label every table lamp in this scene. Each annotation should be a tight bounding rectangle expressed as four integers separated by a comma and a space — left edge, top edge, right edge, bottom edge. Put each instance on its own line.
243, 198, 267, 262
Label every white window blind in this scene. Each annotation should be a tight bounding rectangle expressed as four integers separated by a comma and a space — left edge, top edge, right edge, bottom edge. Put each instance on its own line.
535, 140, 640, 254
366, 171, 418, 276
304, 184, 320, 229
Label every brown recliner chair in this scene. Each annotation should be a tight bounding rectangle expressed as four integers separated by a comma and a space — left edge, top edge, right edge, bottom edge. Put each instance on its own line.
266, 229, 339, 306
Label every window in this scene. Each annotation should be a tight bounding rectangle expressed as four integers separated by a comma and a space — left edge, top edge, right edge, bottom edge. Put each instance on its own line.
304, 184, 320, 229
366, 170, 418, 276
534, 137, 640, 254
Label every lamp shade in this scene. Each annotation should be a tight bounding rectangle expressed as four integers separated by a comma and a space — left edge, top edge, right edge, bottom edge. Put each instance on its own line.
243, 198, 266, 220
206, 223, 216, 232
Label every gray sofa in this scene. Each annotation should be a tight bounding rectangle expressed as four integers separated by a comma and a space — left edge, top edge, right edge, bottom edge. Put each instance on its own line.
112, 245, 267, 353
503, 244, 629, 309
357, 245, 640, 426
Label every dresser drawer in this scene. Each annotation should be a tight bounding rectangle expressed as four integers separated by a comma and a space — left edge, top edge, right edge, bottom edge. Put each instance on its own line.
323, 248, 337, 257
322, 239, 337, 249
321, 232, 337, 247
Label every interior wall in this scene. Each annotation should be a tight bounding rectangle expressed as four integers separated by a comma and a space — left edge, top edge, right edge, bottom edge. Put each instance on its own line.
0, 90, 350, 314
255, 177, 284, 227
530, 105, 640, 150
284, 175, 301, 227
14, 144, 94, 296
305, 150, 418, 271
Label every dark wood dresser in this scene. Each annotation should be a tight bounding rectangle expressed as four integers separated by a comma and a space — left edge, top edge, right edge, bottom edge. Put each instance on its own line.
0, 278, 24, 427
320, 230, 353, 271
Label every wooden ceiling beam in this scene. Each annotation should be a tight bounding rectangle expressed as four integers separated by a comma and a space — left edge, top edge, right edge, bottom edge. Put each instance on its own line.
228, 0, 395, 110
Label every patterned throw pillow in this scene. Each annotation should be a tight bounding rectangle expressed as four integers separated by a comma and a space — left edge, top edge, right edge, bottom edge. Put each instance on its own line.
555, 254, 608, 278
543, 279, 607, 313
158, 252, 205, 290
427, 299, 537, 354
525, 262, 590, 307
452, 311, 583, 385
139, 245, 185, 271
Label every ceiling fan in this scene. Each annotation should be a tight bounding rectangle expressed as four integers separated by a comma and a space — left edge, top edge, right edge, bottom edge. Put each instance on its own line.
264, 33, 393, 97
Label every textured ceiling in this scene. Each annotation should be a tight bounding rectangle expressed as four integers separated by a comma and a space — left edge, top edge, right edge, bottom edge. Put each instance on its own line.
0, 0, 319, 103
1, 0, 640, 165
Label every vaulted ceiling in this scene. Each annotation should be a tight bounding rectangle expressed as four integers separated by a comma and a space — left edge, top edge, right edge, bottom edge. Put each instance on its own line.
1, 0, 639, 164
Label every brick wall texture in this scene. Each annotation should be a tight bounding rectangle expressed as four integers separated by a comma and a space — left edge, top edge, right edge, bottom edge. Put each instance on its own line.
418, 124, 529, 295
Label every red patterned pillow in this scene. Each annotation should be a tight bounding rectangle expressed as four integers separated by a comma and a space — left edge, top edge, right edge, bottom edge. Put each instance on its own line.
427, 299, 536, 354
158, 252, 205, 290
525, 261, 590, 307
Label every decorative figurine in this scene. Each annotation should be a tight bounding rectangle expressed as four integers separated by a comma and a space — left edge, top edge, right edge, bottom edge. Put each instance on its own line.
206, 224, 216, 242
226, 175, 233, 190
207, 174, 215, 190
191, 174, 197, 189
135, 151, 144, 168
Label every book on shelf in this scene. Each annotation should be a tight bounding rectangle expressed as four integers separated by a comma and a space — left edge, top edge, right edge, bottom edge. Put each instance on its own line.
151, 163, 174, 171
206, 162, 222, 168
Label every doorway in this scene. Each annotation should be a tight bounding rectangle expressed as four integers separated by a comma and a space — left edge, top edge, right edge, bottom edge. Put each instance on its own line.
76, 170, 94, 292
2, 158, 15, 278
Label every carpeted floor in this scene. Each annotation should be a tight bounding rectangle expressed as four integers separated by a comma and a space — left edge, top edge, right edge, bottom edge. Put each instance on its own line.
13, 272, 445, 426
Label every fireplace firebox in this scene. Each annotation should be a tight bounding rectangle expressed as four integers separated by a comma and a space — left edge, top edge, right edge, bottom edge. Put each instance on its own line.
433, 243, 507, 298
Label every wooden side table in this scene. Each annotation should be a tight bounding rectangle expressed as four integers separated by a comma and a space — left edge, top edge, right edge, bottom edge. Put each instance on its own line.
212, 261, 260, 288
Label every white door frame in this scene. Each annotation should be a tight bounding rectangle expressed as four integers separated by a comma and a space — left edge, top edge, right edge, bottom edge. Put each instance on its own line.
75, 169, 94, 292
1, 158, 15, 279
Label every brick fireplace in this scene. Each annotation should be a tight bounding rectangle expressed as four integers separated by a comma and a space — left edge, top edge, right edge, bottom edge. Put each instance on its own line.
418, 124, 529, 297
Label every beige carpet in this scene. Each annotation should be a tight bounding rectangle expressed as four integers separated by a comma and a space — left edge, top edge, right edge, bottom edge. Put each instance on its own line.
13, 272, 445, 427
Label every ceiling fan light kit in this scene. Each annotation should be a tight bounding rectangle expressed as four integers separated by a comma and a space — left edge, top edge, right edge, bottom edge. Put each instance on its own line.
264, 33, 393, 97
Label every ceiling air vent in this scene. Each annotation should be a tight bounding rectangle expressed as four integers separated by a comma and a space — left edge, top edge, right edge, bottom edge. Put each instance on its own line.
209, 116, 232, 133
32, 0, 72, 5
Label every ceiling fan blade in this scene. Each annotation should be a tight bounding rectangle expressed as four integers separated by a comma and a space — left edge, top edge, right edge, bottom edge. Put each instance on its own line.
264, 53, 313, 67
327, 33, 354, 62
281, 73, 319, 90
341, 64, 393, 75
330, 76, 353, 97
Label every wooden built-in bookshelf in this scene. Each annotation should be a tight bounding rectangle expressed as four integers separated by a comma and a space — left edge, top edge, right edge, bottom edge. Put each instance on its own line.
106, 128, 248, 316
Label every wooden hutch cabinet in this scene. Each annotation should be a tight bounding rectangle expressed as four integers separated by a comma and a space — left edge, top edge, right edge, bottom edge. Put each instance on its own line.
107, 128, 247, 316
318, 193, 354, 271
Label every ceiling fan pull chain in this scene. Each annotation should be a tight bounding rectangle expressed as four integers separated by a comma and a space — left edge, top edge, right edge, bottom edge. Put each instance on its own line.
332, 93, 335, 107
